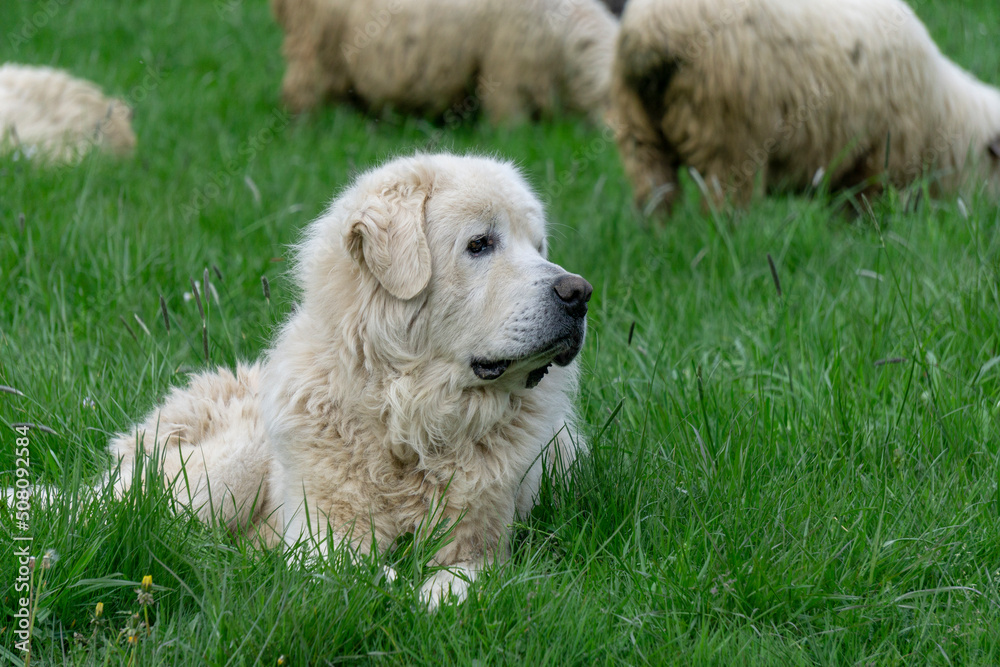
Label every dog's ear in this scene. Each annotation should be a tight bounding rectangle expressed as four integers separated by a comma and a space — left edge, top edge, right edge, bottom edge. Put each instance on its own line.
989, 136, 1000, 160
347, 183, 432, 300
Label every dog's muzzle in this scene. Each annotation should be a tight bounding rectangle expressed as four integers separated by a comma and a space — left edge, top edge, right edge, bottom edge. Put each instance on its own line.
471, 273, 593, 387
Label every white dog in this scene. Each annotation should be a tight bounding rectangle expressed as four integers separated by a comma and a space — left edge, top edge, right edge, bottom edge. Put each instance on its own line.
109, 153, 592, 606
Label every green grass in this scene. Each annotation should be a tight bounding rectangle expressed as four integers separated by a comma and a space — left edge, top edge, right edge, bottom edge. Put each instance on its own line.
2, 0, 1000, 664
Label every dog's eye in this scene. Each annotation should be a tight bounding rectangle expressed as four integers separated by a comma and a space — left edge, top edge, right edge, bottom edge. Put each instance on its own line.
467, 234, 494, 256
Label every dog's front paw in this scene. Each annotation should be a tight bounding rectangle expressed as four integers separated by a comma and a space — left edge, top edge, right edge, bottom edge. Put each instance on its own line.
419, 567, 473, 610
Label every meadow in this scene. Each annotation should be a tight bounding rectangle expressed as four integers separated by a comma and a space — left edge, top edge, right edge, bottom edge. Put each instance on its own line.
2, 0, 1000, 664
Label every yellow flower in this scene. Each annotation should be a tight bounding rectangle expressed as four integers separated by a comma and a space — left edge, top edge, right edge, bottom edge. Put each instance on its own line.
141, 574, 153, 591
95, 602, 104, 618
277, 656, 287, 665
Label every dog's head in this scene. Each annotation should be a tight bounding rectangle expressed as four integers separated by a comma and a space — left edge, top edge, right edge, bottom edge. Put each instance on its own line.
299, 154, 591, 393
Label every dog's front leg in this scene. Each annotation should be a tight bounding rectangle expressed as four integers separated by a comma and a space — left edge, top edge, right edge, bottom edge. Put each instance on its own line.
419, 559, 483, 609
416, 499, 513, 610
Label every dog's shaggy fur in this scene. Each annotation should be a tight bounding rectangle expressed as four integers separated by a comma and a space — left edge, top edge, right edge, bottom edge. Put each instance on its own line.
610, 0, 1000, 213
272, 0, 618, 122
0, 64, 136, 164
109, 153, 592, 606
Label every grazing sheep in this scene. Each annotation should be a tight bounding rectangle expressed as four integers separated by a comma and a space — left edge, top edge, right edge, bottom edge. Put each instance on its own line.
0, 64, 136, 164
610, 0, 1000, 213
272, 0, 618, 123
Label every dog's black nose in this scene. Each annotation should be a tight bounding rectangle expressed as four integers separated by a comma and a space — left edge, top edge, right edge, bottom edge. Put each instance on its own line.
553, 274, 593, 318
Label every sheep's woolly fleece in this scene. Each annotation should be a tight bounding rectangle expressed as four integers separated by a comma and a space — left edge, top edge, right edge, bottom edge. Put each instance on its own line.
108, 153, 592, 608
0, 64, 136, 164
272, 0, 618, 122
611, 0, 1000, 213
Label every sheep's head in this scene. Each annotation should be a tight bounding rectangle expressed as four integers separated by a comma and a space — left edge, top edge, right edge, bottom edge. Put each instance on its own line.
983, 136, 1000, 197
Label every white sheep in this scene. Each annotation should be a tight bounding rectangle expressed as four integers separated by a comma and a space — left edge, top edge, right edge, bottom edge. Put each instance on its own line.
610, 0, 1000, 213
271, 0, 618, 123
0, 64, 136, 164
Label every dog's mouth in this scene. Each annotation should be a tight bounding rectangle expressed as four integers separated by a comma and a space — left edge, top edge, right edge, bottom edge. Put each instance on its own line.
525, 363, 552, 389
471, 358, 513, 381
471, 336, 583, 388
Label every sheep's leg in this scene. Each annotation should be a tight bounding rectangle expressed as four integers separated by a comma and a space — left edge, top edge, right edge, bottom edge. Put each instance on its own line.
608, 78, 679, 216
280, 37, 324, 112
694, 153, 764, 210
477, 71, 537, 124
278, 5, 350, 114
834, 145, 886, 203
